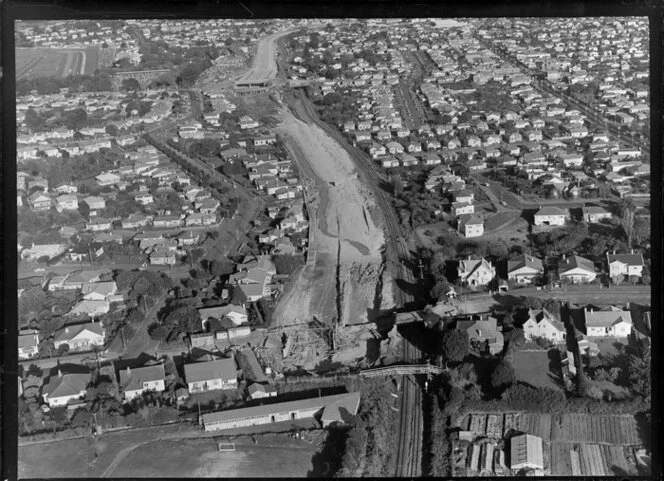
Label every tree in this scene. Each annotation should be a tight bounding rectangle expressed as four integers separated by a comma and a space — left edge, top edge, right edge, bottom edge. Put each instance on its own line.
208, 258, 235, 277
62, 108, 88, 130
121, 78, 141, 91
618, 197, 636, 247
632, 217, 650, 247
441, 329, 469, 364
627, 349, 651, 399
105, 124, 119, 137
490, 359, 516, 391
321, 92, 341, 106
504, 328, 526, 352
25, 107, 45, 132
391, 175, 404, 196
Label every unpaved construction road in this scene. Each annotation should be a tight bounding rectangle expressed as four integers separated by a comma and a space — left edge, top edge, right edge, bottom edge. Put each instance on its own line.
272, 107, 387, 327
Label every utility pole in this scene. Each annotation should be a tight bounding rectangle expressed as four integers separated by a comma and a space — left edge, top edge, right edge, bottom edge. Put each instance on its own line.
417, 259, 424, 280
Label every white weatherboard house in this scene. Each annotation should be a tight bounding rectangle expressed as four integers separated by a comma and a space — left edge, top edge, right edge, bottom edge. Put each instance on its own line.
533, 206, 568, 226
507, 254, 544, 284
607, 252, 644, 279
458, 213, 484, 238
119, 364, 166, 401
184, 358, 237, 394
522, 308, 566, 341
201, 391, 361, 432
41, 369, 90, 407
457, 257, 495, 288
53, 322, 106, 351
583, 306, 632, 337
558, 255, 596, 284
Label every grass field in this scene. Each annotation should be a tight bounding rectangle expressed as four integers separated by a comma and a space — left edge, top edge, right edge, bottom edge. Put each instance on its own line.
104, 434, 320, 478
16, 47, 99, 80
19, 423, 324, 478
512, 350, 564, 392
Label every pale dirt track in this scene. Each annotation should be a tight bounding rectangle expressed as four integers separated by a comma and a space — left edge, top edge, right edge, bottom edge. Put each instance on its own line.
272, 108, 387, 326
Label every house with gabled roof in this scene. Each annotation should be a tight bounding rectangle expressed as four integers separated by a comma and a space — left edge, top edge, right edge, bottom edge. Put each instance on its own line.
457, 257, 495, 288
559, 255, 596, 283
458, 213, 484, 238
522, 308, 566, 342
455, 315, 504, 354
582, 306, 632, 337
582, 206, 612, 223
42, 367, 91, 407
19, 330, 39, 360
198, 304, 248, 330
53, 321, 106, 351
184, 357, 238, 394
533, 206, 568, 226
607, 251, 644, 279
507, 254, 544, 284
119, 363, 166, 401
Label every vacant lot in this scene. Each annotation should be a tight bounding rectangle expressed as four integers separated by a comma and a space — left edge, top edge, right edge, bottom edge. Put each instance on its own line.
513, 350, 564, 392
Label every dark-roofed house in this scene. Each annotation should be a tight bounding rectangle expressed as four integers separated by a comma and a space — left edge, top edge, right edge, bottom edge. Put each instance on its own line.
583, 306, 632, 337
42, 367, 91, 407
607, 251, 644, 280
201, 391, 361, 432
534, 206, 568, 226
119, 363, 166, 401
558, 255, 596, 283
184, 358, 238, 394
522, 308, 566, 342
456, 316, 504, 354
510, 434, 544, 474
507, 254, 544, 285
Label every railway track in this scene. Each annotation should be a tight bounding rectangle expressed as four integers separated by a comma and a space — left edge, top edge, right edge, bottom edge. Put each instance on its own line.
285, 89, 422, 476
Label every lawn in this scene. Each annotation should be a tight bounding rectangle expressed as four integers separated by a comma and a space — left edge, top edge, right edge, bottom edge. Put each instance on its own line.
109, 434, 319, 478
591, 337, 630, 360
512, 350, 564, 392
19, 436, 93, 478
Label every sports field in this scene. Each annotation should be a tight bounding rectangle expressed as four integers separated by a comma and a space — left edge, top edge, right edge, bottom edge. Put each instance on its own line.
16, 46, 99, 80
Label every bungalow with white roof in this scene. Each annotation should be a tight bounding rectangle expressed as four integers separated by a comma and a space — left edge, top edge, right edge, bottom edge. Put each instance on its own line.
533, 206, 568, 226
582, 306, 632, 337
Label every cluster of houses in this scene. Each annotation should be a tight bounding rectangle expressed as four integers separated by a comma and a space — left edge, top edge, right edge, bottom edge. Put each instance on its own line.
455, 249, 644, 291
31, 345, 280, 411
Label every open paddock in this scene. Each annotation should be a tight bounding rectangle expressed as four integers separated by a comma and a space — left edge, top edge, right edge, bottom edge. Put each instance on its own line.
512, 350, 564, 392
16, 47, 97, 79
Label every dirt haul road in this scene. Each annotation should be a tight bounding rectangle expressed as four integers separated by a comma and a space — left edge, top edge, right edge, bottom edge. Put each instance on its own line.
272, 107, 389, 327
237, 29, 298, 83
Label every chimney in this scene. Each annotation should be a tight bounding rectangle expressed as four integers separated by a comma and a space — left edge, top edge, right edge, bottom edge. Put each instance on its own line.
65, 327, 69, 334
126, 366, 131, 376
58, 369, 62, 378
631, 248, 634, 255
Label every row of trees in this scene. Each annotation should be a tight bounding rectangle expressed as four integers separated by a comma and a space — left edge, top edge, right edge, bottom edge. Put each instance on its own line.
17, 72, 114, 96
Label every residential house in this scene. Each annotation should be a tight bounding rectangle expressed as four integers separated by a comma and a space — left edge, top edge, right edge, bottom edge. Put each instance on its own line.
522, 308, 566, 341
583, 306, 632, 337
153, 215, 183, 229
184, 358, 238, 394
456, 315, 504, 354
42, 368, 90, 407
451, 201, 474, 217
67, 300, 111, 318
458, 213, 484, 238
607, 251, 644, 280
199, 197, 220, 214
247, 383, 278, 401
53, 321, 106, 351
18, 330, 39, 360
95, 172, 121, 186
533, 206, 568, 226
122, 213, 151, 229
119, 363, 166, 401
150, 247, 177, 265
28, 192, 53, 212
81, 195, 106, 213
457, 257, 495, 287
55, 194, 79, 212
582, 206, 612, 223
198, 304, 248, 331
559, 255, 597, 283
21, 243, 66, 261
507, 254, 544, 284
86, 217, 112, 231
81, 281, 119, 302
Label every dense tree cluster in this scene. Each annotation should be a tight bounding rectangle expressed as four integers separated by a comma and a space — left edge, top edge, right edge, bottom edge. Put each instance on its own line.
17, 72, 113, 96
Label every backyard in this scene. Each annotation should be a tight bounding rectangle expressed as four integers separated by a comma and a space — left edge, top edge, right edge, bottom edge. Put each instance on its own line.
512, 349, 564, 392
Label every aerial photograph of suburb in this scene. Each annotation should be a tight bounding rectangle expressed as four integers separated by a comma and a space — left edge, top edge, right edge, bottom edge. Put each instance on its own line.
14, 16, 652, 478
